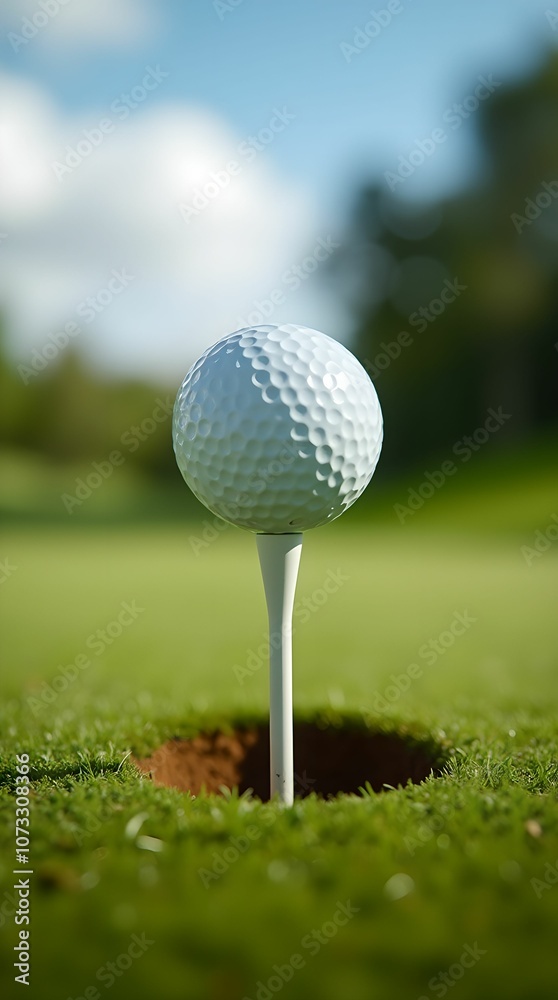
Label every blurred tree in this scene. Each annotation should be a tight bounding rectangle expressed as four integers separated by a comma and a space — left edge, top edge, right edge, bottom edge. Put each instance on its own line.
337, 52, 558, 473
2, 55, 558, 490
0, 331, 177, 479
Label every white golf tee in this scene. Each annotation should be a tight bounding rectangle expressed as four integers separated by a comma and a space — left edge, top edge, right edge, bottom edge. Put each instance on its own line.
256, 533, 303, 806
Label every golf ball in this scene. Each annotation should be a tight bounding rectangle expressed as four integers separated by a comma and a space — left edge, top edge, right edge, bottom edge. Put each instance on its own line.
173, 323, 383, 532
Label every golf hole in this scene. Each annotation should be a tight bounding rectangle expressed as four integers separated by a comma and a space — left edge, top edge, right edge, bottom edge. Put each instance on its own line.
134, 723, 442, 800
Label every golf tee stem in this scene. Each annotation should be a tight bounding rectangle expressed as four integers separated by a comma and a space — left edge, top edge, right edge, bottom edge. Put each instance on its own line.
256, 533, 303, 806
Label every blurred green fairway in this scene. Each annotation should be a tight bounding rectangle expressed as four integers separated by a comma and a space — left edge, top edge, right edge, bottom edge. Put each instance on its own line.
1, 455, 558, 1000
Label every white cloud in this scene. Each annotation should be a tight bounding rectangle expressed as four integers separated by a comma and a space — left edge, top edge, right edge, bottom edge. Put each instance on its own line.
0, 76, 60, 224
0, 74, 341, 383
1, 0, 157, 52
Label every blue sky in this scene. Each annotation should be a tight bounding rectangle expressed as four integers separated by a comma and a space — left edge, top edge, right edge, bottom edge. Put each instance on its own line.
1, 0, 556, 379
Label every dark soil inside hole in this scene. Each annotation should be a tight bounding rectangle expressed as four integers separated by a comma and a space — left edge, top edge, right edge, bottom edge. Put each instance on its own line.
134, 723, 442, 800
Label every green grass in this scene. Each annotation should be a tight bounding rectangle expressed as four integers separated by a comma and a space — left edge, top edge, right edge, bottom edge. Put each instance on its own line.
1, 456, 558, 999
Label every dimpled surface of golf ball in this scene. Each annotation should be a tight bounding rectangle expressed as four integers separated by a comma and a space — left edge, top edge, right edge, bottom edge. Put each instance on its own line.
173, 323, 383, 533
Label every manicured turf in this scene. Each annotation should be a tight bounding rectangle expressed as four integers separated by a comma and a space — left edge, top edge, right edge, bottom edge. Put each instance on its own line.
1, 460, 557, 999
